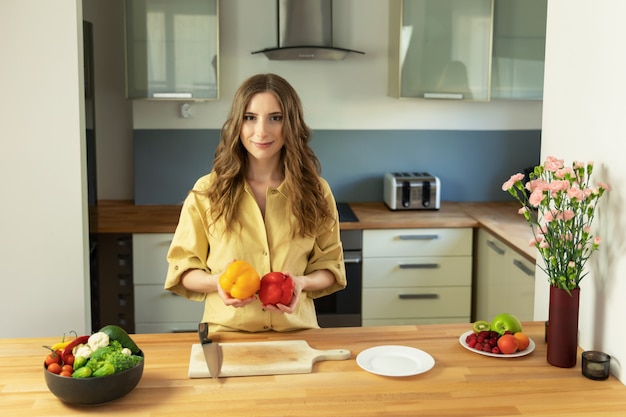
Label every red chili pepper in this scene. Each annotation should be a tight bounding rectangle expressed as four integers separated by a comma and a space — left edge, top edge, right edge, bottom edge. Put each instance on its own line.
61, 335, 89, 361
258, 272, 294, 306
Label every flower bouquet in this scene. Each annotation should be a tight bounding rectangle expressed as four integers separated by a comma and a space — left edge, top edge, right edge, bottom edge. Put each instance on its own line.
502, 156, 609, 293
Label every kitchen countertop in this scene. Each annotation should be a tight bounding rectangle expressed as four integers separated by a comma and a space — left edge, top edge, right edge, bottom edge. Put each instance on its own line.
4, 322, 624, 416
90, 200, 534, 261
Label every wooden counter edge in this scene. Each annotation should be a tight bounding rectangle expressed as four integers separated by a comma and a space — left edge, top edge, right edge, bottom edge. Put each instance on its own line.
90, 200, 534, 261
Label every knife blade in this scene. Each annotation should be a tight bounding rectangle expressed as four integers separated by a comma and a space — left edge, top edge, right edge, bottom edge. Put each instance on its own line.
198, 322, 222, 379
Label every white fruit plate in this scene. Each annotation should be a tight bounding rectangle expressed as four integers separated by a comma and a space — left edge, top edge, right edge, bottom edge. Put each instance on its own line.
459, 330, 535, 358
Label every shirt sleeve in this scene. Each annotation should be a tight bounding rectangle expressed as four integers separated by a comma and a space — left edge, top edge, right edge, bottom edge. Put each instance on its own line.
303, 179, 347, 299
163, 178, 212, 302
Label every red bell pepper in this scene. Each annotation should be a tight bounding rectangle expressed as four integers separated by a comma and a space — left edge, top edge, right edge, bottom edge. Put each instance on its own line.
61, 335, 89, 362
258, 272, 294, 306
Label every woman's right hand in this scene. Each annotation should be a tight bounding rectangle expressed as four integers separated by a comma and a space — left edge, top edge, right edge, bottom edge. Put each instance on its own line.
181, 268, 256, 307
215, 279, 257, 307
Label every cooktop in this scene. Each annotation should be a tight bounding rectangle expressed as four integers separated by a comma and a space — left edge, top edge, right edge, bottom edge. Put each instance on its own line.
337, 202, 359, 223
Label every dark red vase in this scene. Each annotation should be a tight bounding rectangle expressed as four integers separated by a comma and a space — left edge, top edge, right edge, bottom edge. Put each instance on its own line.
547, 286, 580, 368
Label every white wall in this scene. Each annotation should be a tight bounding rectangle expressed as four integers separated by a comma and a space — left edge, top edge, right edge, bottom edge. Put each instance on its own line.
536, 0, 626, 384
0, 0, 90, 337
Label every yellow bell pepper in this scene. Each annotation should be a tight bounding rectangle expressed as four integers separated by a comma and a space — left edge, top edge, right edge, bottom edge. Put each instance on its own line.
218, 260, 261, 300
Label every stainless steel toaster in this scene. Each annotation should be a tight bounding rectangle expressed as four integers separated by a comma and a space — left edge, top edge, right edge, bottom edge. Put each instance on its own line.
383, 172, 441, 210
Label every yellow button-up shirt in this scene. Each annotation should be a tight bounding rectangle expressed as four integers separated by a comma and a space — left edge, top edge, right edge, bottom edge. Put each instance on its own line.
164, 172, 346, 332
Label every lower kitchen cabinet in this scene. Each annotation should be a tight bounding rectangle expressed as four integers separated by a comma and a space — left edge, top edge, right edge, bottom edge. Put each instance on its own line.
475, 228, 535, 321
362, 228, 472, 326
91, 234, 135, 333
133, 233, 203, 333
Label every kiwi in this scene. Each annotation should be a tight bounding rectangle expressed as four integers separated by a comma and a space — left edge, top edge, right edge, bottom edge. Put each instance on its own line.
472, 320, 491, 334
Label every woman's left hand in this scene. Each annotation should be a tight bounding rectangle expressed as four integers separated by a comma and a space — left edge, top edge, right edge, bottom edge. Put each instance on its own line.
262, 272, 302, 314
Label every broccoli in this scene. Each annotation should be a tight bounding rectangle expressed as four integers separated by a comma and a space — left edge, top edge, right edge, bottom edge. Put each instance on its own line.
86, 339, 143, 375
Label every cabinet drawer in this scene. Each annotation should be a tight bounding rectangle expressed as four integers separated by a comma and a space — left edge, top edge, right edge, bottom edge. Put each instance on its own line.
363, 228, 472, 257
133, 233, 173, 284
134, 284, 204, 324
363, 257, 471, 287
362, 287, 471, 319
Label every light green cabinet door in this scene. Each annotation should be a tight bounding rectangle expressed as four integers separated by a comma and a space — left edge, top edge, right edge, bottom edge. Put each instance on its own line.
389, 0, 547, 101
125, 0, 219, 100
390, 0, 493, 101
491, 0, 547, 100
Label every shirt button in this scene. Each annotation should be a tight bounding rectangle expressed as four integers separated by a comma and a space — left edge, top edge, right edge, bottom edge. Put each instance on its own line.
174, 265, 179, 270
262, 251, 268, 256
263, 326, 269, 330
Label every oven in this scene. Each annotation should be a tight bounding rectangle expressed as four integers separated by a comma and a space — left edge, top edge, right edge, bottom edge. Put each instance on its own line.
314, 203, 362, 327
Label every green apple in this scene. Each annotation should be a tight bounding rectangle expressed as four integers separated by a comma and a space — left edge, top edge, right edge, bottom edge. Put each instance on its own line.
491, 313, 522, 335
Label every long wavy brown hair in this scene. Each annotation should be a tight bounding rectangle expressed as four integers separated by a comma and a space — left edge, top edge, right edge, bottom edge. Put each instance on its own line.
202, 73, 334, 237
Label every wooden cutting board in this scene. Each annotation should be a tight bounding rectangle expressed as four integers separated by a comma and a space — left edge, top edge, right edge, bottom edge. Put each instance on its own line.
188, 340, 351, 378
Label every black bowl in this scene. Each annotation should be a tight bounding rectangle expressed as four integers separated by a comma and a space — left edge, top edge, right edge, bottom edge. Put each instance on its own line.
44, 351, 144, 405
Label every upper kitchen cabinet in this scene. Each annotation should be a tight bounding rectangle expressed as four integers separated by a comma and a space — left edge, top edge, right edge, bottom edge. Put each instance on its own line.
491, 0, 546, 100
388, 0, 546, 101
125, 0, 219, 100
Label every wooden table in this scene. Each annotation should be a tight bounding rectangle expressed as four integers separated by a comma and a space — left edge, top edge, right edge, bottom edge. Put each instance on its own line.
2, 322, 624, 416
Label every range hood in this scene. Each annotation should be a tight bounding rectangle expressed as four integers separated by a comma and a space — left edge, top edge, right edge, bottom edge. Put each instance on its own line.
251, 0, 365, 61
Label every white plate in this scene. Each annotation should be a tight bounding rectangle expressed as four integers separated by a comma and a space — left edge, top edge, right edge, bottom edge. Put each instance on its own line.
356, 345, 435, 377
459, 330, 536, 358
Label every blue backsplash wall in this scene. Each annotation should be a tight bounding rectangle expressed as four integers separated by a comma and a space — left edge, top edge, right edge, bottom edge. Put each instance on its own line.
134, 129, 541, 205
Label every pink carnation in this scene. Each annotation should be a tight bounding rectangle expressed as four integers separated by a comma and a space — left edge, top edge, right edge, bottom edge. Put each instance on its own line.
557, 210, 575, 221
529, 189, 545, 207
544, 156, 564, 172
555, 167, 573, 179
527, 179, 549, 192
502, 173, 525, 191
549, 180, 570, 193
567, 187, 585, 200
543, 211, 554, 222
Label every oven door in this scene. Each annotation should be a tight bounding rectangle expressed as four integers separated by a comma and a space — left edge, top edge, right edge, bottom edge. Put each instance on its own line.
314, 249, 362, 327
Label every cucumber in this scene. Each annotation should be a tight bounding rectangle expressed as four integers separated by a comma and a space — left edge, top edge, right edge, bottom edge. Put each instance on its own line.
72, 366, 92, 378
98, 324, 140, 354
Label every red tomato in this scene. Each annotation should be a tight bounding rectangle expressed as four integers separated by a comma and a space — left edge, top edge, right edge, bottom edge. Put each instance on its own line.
47, 362, 62, 374
45, 350, 61, 366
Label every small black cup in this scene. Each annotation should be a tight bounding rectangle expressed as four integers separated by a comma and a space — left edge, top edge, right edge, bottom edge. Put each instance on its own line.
582, 351, 610, 380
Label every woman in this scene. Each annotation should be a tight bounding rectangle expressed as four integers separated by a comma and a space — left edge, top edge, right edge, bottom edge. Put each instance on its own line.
164, 73, 346, 332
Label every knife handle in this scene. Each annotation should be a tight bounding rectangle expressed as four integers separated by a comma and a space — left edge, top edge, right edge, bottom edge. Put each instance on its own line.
198, 322, 210, 343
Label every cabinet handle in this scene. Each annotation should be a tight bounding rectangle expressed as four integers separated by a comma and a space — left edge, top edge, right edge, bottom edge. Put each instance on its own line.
486, 240, 506, 255
513, 259, 535, 276
399, 263, 439, 269
343, 252, 362, 264
344, 258, 361, 264
398, 293, 439, 300
398, 234, 439, 240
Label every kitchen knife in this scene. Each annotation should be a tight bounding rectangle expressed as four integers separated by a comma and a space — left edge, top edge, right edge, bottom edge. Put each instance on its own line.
198, 322, 222, 379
